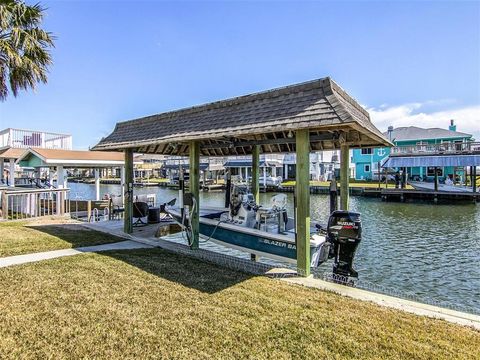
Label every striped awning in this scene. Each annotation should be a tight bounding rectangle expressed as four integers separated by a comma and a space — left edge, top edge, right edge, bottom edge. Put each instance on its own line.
382, 155, 480, 168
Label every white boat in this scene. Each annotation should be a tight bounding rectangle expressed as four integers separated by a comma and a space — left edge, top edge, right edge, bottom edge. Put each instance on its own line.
410, 181, 474, 193
167, 188, 362, 278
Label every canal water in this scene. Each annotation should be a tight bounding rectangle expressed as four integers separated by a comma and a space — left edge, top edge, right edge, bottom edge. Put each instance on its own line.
69, 182, 480, 314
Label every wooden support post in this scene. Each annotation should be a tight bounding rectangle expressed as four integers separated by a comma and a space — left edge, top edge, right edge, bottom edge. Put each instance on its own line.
94, 168, 101, 201
224, 171, 231, 208
295, 129, 310, 277
472, 166, 477, 193
1, 190, 7, 219
340, 144, 350, 210
87, 200, 92, 223
329, 177, 338, 214
0, 159, 4, 184
434, 167, 439, 192
189, 140, 200, 250
124, 149, 134, 234
377, 161, 381, 189
263, 166, 267, 189
251, 144, 260, 261
120, 166, 125, 206
252, 145, 260, 204
57, 165, 64, 189
9, 158, 15, 187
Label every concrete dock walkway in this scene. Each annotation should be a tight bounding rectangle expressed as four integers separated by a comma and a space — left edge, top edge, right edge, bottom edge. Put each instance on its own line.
0, 240, 153, 268
283, 276, 480, 330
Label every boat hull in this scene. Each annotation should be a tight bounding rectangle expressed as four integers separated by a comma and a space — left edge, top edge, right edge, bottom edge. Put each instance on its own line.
410, 181, 473, 193
168, 208, 327, 267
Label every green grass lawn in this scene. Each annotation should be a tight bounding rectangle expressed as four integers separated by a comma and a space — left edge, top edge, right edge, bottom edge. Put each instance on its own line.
0, 220, 122, 257
0, 248, 478, 359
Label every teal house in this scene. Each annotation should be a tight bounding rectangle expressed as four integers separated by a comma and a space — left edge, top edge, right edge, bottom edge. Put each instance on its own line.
352, 120, 473, 181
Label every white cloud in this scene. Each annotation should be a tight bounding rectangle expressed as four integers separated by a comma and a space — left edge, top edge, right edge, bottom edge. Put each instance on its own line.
367, 102, 480, 140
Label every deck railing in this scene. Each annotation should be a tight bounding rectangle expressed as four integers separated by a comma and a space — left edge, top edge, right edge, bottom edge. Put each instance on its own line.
390, 142, 480, 156
0, 188, 70, 220
0, 128, 72, 150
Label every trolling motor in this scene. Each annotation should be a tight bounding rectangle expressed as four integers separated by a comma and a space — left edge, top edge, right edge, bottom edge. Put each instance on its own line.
326, 211, 362, 278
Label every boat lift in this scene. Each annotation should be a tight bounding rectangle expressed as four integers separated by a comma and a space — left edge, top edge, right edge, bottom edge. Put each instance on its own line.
92, 77, 391, 276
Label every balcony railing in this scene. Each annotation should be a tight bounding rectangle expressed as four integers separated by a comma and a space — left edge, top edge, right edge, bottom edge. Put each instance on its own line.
390, 142, 480, 156
0, 128, 72, 150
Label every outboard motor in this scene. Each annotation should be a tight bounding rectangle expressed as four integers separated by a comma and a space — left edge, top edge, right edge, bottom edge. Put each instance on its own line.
327, 210, 362, 278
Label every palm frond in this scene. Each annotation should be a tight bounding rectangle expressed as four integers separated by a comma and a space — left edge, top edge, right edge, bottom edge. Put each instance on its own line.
0, 0, 54, 101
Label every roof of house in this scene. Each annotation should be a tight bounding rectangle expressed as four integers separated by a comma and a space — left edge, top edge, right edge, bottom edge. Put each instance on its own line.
16, 148, 130, 167
384, 126, 472, 142
383, 154, 480, 167
93, 77, 391, 156
0, 147, 27, 159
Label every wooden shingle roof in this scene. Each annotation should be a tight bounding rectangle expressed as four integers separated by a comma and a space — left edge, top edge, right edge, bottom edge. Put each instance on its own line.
93, 77, 391, 156
0, 147, 27, 159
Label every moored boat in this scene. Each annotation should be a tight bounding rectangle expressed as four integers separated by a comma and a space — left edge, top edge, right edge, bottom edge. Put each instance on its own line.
167, 187, 362, 278
410, 181, 474, 193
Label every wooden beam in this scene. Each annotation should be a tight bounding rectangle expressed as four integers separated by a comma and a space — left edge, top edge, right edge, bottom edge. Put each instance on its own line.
200, 133, 336, 150
189, 140, 200, 250
295, 129, 310, 277
124, 149, 134, 234
252, 145, 260, 204
340, 144, 350, 210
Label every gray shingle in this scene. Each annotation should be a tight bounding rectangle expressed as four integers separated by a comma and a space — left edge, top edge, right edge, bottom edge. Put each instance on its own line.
93, 77, 390, 154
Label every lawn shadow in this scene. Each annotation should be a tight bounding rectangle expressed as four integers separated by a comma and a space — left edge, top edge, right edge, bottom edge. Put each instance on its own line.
102, 248, 254, 294
30, 224, 254, 294
28, 224, 123, 248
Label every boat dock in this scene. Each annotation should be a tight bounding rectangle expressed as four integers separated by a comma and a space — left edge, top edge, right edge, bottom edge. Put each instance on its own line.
364, 188, 479, 203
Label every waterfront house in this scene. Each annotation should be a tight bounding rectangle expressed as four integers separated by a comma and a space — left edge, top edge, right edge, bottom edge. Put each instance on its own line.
0, 128, 72, 186
352, 120, 473, 181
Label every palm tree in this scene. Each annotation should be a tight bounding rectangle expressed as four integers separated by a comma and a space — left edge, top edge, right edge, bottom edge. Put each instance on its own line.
0, 0, 54, 101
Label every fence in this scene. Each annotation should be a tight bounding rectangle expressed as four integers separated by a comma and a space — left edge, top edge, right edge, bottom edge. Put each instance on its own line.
70, 199, 111, 222
391, 141, 480, 156
0, 188, 70, 220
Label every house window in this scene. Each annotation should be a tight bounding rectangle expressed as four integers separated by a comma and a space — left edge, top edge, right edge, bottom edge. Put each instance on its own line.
361, 148, 373, 155
454, 140, 463, 151
364, 164, 371, 172
416, 141, 427, 152
427, 167, 443, 177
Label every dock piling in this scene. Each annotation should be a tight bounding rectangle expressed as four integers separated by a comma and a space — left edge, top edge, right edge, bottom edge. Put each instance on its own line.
340, 144, 350, 210
189, 140, 200, 250
295, 129, 310, 277
124, 149, 133, 234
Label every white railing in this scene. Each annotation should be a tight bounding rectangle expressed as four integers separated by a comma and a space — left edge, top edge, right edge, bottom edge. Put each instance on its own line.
391, 142, 480, 156
0, 128, 72, 150
0, 188, 70, 220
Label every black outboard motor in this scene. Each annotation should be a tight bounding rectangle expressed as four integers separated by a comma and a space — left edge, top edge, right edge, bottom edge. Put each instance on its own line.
327, 210, 362, 278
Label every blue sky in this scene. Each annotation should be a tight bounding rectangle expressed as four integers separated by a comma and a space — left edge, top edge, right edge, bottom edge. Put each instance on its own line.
1, 0, 479, 148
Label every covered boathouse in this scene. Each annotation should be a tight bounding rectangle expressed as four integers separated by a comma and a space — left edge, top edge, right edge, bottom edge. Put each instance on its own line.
93, 77, 391, 276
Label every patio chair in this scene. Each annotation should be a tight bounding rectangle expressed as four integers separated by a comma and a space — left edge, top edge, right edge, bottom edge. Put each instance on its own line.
133, 201, 149, 227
